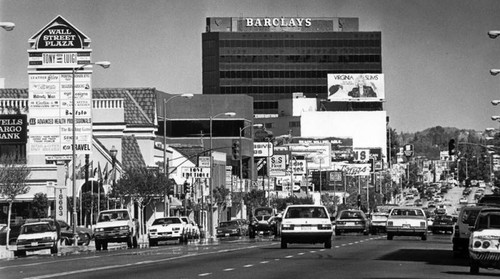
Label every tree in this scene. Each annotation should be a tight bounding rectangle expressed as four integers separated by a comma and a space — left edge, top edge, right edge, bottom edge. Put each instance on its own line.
0, 155, 30, 249
213, 186, 230, 223
32, 192, 49, 218
242, 189, 267, 217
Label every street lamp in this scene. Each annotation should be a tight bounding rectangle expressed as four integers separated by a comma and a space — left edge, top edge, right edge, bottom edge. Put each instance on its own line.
163, 93, 193, 209
208, 111, 235, 239
239, 123, 262, 218
488, 30, 500, 39
0, 22, 15, 31
71, 61, 110, 245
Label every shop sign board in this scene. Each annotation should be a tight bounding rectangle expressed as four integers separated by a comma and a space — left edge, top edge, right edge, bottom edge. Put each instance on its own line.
0, 114, 28, 144
28, 73, 92, 155
270, 154, 286, 176
181, 167, 211, 179
254, 142, 273, 157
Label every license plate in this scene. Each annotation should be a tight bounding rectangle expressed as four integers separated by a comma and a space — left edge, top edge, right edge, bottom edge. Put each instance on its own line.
402, 224, 410, 228
225, 233, 230, 236
302, 226, 312, 231
31, 242, 38, 247
346, 222, 355, 226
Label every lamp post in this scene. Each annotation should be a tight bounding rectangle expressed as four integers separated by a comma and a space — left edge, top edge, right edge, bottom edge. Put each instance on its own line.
163, 94, 193, 213
208, 111, 235, 239
0, 22, 15, 31
239, 123, 262, 218
110, 145, 118, 208
71, 61, 110, 245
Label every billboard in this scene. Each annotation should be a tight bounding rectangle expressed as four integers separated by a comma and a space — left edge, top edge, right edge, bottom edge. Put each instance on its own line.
327, 74, 385, 101
291, 136, 352, 161
0, 115, 28, 144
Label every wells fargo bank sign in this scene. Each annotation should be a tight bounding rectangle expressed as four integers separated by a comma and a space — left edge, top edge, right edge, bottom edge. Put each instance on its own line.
0, 115, 28, 144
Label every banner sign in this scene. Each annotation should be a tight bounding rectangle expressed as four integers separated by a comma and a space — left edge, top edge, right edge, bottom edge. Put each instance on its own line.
331, 162, 371, 176
0, 114, 28, 144
181, 167, 211, 179
254, 142, 274, 157
291, 136, 353, 161
327, 74, 385, 101
28, 73, 92, 155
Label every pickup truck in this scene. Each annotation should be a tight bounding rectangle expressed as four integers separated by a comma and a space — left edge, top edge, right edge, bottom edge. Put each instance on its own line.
93, 209, 139, 250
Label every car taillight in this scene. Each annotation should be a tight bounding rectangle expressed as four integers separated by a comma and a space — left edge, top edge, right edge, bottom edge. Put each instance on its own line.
318, 224, 332, 230
474, 241, 482, 248
337, 221, 345, 225
355, 221, 364, 225
282, 224, 294, 230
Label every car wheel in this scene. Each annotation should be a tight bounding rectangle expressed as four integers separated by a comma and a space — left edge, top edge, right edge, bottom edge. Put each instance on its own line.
50, 241, 58, 254
95, 240, 102, 251
127, 235, 133, 248
324, 238, 332, 249
132, 235, 138, 248
387, 233, 393, 240
149, 239, 157, 247
83, 234, 91, 246
102, 241, 108, 250
280, 238, 287, 249
470, 261, 480, 274
14, 250, 26, 257
421, 234, 427, 241
249, 228, 256, 239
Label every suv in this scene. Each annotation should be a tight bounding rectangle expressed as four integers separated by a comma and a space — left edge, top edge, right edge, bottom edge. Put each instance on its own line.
469, 208, 500, 274
452, 205, 485, 257
15, 221, 59, 257
280, 205, 333, 249
93, 209, 139, 250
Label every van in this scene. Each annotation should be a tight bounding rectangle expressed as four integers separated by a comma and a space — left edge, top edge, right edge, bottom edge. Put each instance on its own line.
452, 205, 485, 257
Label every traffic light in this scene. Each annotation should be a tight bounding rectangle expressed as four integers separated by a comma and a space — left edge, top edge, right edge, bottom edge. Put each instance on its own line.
448, 139, 456, 156
183, 181, 191, 194
232, 139, 240, 160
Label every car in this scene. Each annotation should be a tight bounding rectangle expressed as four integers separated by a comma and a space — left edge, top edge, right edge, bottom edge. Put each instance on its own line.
414, 199, 423, 207
427, 201, 436, 208
452, 205, 486, 257
14, 221, 59, 257
56, 220, 93, 246
459, 197, 468, 204
180, 216, 200, 239
386, 207, 428, 241
370, 212, 388, 234
148, 217, 188, 246
93, 209, 139, 250
280, 205, 333, 249
478, 194, 500, 206
267, 214, 282, 236
335, 209, 369, 235
249, 207, 275, 238
431, 214, 454, 234
216, 219, 248, 237
468, 208, 500, 274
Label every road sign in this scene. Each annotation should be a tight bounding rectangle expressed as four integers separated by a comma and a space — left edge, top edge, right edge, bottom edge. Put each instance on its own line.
404, 144, 414, 157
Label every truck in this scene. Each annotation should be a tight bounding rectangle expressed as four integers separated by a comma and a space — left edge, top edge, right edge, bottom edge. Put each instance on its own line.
93, 209, 139, 250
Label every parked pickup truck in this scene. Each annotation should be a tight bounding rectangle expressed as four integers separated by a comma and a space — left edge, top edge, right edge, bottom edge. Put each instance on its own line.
93, 209, 139, 250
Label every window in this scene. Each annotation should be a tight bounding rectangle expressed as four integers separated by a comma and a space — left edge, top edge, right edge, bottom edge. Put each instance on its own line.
289, 121, 300, 128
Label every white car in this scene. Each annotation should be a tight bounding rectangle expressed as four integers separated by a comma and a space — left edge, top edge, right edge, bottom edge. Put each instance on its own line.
469, 208, 500, 274
280, 205, 333, 249
148, 217, 188, 246
459, 197, 468, 204
386, 207, 428, 241
15, 221, 59, 257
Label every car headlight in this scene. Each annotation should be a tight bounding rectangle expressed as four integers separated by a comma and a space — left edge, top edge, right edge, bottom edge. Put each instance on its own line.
474, 240, 482, 248
95, 228, 104, 232
120, 226, 129, 230
482, 241, 491, 249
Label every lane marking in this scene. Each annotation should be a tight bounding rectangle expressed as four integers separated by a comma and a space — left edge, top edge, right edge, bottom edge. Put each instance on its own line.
285, 255, 293, 258
243, 264, 253, 268
260, 261, 269, 264
297, 253, 304, 255
198, 273, 211, 276
223, 268, 234, 271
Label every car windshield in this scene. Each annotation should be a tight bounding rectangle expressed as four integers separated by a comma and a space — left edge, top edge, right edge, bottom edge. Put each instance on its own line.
462, 208, 481, 226
98, 211, 129, 222
340, 211, 364, 219
476, 213, 500, 230
152, 218, 181, 225
390, 209, 424, 217
219, 221, 238, 228
285, 207, 327, 219
22, 224, 53, 234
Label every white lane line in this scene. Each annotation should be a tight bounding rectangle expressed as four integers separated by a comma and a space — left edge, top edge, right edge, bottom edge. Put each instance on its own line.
297, 253, 305, 255
348, 243, 353, 245
223, 268, 234, 271
243, 264, 253, 268
260, 261, 270, 264
319, 249, 325, 251
199, 273, 211, 276
285, 255, 294, 258
341, 244, 347, 246
335, 246, 340, 248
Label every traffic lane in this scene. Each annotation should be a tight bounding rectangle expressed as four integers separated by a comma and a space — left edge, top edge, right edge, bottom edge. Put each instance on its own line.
0, 239, 274, 279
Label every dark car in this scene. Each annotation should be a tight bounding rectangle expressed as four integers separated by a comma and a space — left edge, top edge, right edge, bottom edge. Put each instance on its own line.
478, 195, 500, 206
335, 209, 369, 235
0, 223, 24, 245
249, 207, 275, 238
56, 220, 93, 245
432, 214, 454, 234
216, 219, 248, 237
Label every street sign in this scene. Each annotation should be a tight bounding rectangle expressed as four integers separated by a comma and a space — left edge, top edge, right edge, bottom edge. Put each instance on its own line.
198, 156, 210, 167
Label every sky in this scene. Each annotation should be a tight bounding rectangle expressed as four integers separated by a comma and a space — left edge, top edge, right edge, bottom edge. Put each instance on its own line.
2, 0, 500, 133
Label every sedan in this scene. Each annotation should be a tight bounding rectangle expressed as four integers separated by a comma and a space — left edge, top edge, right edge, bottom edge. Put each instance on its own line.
335, 209, 369, 235
216, 219, 248, 237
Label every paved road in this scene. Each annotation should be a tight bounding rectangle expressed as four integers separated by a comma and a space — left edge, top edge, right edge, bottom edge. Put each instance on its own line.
1, 232, 499, 279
